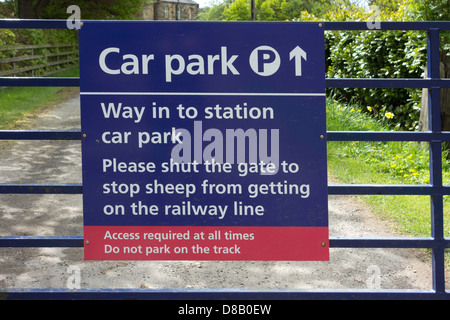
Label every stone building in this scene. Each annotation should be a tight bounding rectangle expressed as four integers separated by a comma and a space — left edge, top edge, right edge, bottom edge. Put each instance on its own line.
142, 0, 199, 20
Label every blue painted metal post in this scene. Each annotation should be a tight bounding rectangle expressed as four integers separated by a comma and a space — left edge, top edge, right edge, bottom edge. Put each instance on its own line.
427, 28, 445, 292
427, 28, 446, 293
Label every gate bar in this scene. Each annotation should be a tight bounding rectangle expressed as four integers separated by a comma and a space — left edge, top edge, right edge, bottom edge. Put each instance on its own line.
1, 19, 449, 30
2, 183, 450, 196
1, 288, 449, 300
1, 236, 448, 249
3, 77, 450, 88
5, 130, 450, 142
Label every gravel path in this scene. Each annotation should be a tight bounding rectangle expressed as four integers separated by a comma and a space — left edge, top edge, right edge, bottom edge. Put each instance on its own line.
0, 94, 436, 290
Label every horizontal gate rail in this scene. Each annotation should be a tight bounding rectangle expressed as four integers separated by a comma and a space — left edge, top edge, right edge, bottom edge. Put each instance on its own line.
3, 128, 450, 141
0, 76, 79, 87
1, 235, 448, 249
328, 131, 450, 142
3, 76, 450, 89
328, 78, 450, 88
4, 76, 450, 89
329, 185, 450, 196
0, 183, 81, 194
0, 129, 80, 140
1, 288, 449, 300
0, 236, 83, 247
0, 19, 449, 300
2, 183, 450, 196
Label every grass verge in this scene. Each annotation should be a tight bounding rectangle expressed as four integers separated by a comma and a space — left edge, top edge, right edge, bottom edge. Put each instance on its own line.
0, 66, 79, 129
327, 98, 450, 271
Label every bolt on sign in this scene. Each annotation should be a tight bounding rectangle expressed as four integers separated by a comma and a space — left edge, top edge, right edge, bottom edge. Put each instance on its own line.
79, 21, 329, 261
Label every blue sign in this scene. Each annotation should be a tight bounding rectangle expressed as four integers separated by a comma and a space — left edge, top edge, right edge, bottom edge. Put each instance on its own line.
79, 21, 328, 261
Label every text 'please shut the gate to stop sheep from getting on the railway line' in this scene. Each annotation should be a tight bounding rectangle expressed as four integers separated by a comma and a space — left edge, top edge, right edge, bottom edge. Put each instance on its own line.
79, 21, 329, 261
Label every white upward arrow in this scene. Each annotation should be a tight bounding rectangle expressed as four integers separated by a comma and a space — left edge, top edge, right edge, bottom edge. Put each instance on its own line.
289, 46, 307, 76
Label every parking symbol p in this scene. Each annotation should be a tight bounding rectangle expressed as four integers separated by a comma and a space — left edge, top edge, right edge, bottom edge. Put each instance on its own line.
249, 46, 281, 76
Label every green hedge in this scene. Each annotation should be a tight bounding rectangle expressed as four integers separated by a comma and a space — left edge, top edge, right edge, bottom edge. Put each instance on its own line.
299, 4, 428, 131
326, 29, 427, 131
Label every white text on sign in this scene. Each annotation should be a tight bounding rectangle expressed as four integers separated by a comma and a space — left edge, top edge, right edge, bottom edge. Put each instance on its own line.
98, 46, 307, 81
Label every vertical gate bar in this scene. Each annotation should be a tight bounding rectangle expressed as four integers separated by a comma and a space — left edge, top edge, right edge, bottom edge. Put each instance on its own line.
427, 28, 446, 293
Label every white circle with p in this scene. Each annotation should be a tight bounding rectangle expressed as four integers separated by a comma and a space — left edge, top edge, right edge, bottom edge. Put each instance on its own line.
249, 45, 281, 76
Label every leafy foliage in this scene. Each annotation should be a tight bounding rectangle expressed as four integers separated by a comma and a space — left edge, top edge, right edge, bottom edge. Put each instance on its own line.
0, 29, 16, 47
200, 0, 449, 131
1, 0, 149, 20
300, 1, 427, 131
408, 0, 450, 54
0, 0, 148, 73
200, 0, 334, 21
40, 0, 149, 20
223, 0, 251, 20
0, 0, 16, 18
198, 0, 231, 20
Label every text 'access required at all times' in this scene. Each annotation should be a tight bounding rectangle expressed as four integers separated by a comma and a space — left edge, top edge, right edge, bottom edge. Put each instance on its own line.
79, 21, 329, 261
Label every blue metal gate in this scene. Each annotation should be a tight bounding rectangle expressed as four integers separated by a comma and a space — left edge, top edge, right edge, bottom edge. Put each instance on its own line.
0, 19, 449, 300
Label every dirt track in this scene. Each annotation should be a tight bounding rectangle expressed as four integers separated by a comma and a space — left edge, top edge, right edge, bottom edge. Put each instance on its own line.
0, 95, 437, 290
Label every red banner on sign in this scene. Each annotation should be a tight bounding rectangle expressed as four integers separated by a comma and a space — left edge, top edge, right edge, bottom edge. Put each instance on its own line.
84, 226, 329, 261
